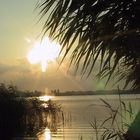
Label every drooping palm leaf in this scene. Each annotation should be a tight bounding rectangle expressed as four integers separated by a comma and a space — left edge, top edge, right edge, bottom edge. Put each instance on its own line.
37, 0, 140, 89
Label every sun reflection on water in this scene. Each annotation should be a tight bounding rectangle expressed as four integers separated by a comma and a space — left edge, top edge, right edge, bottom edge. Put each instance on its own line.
39, 95, 53, 101
37, 128, 51, 140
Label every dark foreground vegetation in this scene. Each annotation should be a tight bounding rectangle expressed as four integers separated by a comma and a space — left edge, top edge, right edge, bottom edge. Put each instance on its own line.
37, 0, 140, 90
0, 83, 63, 138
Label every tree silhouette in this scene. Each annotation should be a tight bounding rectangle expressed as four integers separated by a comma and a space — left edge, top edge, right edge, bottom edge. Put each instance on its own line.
37, 0, 140, 89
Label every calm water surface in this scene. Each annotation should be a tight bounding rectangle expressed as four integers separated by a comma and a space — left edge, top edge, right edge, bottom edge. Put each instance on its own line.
51, 95, 140, 140
14, 94, 140, 140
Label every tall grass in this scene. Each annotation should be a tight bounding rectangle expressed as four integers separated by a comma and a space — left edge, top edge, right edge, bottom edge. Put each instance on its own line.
90, 93, 135, 140
0, 83, 63, 138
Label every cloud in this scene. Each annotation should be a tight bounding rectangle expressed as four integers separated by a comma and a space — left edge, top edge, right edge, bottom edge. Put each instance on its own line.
0, 57, 122, 92
0, 59, 30, 75
0, 58, 95, 91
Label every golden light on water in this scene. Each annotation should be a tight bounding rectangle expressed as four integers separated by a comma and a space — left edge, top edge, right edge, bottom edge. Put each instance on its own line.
44, 128, 51, 140
27, 37, 61, 72
37, 128, 51, 140
39, 95, 53, 101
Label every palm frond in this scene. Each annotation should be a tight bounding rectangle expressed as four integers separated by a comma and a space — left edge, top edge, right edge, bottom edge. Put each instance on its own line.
37, 0, 140, 89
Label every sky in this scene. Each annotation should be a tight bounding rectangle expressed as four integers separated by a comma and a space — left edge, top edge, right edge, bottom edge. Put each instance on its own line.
0, 0, 120, 92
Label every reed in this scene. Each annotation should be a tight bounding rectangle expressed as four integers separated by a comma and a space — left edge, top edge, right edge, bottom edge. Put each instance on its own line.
0, 83, 63, 137
90, 93, 135, 140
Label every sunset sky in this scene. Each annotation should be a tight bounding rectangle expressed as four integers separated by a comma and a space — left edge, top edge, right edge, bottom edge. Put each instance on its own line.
0, 0, 120, 92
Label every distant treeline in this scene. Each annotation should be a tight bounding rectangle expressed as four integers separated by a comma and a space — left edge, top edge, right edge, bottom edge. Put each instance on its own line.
17, 90, 45, 97
0, 83, 45, 97
1, 83, 139, 97
54, 89, 140, 96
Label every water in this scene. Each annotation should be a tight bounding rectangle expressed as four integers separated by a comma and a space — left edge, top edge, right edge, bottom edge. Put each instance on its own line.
49, 94, 140, 140
13, 94, 140, 140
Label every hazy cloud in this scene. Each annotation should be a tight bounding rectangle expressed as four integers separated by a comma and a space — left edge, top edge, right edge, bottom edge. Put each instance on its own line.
0, 58, 122, 92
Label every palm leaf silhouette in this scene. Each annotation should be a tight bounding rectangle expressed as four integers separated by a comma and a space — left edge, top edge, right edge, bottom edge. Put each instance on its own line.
37, 0, 140, 89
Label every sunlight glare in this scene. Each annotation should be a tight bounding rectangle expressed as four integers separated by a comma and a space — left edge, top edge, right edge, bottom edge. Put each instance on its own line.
39, 95, 53, 101
44, 128, 51, 140
41, 60, 47, 72
27, 37, 61, 72
38, 128, 51, 140
25, 37, 32, 43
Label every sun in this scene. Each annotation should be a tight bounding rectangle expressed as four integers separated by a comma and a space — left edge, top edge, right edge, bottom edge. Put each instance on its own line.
27, 37, 61, 72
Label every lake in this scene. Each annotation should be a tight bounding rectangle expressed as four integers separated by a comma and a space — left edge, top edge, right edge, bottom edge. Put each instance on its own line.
39, 94, 140, 140
13, 94, 140, 140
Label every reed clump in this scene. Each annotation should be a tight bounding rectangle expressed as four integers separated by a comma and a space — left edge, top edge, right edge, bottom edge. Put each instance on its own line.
90, 93, 135, 140
0, 83, 63, 137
